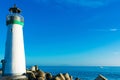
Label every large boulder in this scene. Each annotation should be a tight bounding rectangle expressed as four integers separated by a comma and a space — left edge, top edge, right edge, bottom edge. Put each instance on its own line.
63, 73, 71, 80
30, 65, 39, 72
37, 77, 45, 80
30, 66, 36, 72
26, 71, 36, 80
35, 70, 46, 78
58, 73, 65, 80
69, 75, 73, 80
55, 76, 61, 80
46, 72, 53, 80
54, 73, 65, 80
35, 65, 39, 71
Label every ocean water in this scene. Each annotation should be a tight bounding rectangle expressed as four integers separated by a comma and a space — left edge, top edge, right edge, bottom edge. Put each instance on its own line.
27, 66, 120, 80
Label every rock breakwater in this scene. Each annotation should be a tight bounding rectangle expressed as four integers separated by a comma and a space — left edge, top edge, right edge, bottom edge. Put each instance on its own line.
0, 65, 108, 80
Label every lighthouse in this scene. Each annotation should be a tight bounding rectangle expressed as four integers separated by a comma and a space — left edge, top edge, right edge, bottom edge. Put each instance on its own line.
2, 4, 26, 78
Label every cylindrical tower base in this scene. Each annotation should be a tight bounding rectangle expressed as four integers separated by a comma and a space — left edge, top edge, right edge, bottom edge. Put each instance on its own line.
0, 75, 28, 80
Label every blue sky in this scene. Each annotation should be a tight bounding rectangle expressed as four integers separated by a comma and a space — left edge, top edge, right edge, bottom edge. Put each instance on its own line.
0, 0, 120, 66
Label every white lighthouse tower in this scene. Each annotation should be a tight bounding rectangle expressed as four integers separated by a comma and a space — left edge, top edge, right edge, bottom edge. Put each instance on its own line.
3, 4, 26, 78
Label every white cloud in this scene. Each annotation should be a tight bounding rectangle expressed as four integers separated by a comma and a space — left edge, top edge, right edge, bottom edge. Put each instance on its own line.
109, 28, 119, 32
113, 52, 120, 55
89, 28, 120, 32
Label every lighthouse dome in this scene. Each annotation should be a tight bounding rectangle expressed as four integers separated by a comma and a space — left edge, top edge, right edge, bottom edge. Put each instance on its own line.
6, 4, 24, 26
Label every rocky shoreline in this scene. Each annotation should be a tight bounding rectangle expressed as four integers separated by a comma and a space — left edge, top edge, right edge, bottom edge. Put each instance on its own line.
0, 65, 108, 80
26, 65, 75, 80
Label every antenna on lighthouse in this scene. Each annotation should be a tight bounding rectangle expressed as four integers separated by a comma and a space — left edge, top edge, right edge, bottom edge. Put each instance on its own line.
9, 4, 21, 13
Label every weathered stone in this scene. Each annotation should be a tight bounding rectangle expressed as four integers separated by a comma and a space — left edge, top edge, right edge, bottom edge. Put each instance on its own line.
36, 70, 45, 78
55, 76, 61, 80
37, 77, 45, 80
95, 74, 108, 80
27, 72, 36, 80
63, 73, 70, 80
69, 75, 73, 80
26, 70, 36, 80
56, 73, 65, 80
46, 72, 52, 80
35, 65, 39, 71
30, 66, 36, 72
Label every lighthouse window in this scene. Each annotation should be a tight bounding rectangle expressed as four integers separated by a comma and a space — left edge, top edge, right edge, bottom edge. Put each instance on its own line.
10, 28, 12, 32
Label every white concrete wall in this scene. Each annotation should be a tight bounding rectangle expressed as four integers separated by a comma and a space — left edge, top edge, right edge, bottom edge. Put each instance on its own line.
4, 24, 26, 76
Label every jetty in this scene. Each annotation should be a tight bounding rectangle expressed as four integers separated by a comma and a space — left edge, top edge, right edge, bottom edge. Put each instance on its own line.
0, 65, 108, 80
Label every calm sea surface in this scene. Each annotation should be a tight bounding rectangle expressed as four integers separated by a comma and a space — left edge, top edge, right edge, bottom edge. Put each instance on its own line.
27, 66, 120, 80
